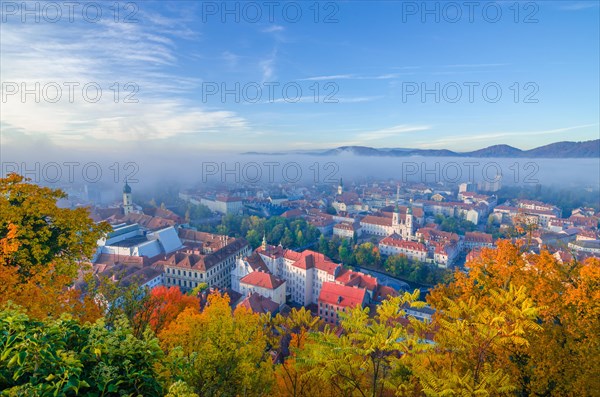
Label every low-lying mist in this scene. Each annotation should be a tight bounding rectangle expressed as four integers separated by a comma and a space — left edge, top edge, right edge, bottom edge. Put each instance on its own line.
2, 144, 599, 204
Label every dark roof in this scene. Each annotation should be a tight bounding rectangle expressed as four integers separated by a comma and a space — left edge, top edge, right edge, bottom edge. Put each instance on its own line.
237, 292, 280, 314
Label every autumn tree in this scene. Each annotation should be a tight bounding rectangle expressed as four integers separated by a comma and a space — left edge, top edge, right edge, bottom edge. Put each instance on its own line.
427, 240, 600, 396
0, 222, 102, 322
145, 286, 200, 335
269, 308, 324, 397
0, 173, 110, 279
159, 292, 274, 396
296, 291, 429, 397
416, 285, 542, 396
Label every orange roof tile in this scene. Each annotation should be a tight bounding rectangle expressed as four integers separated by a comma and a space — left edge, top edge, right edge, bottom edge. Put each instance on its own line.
240, 271, 285, 289
318, 282, 366, 308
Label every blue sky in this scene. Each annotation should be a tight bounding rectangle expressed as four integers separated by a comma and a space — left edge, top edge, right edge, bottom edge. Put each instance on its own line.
1, 0, 599, 152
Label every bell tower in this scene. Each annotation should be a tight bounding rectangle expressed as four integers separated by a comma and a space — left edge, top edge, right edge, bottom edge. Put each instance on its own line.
392, 184, 400, 233
406, 202, 413, 239
123, 180, 133, 215
261, 233, 267, 251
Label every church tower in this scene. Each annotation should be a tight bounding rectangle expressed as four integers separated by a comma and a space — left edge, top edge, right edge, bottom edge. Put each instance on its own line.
261, 233, 267, 251
392, 184, 400, 233
337, 178, 343, 195
123, 180, 133, 215
406, 204, 413, 239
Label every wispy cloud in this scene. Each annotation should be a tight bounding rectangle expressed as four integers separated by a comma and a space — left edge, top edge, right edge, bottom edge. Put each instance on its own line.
413, 124, 599, 149
301, 73, 407, 81
262, 25, 285, 33
0, 6, 248, 146
301, 74, 355, 81
354, 124, 431, 142
444, 63, 508, 68
558, 2, 599, 11
259, 50, 277, 82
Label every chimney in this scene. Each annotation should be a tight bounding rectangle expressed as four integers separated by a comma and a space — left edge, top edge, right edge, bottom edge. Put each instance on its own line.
305, 254, 314, 268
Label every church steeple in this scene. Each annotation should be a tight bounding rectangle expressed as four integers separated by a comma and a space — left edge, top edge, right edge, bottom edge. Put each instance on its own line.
261, 233, 267, 251
337, 178, 343, 195
405, 199, 413, 238
392, 184, 400, 228
123, 179, 133, 215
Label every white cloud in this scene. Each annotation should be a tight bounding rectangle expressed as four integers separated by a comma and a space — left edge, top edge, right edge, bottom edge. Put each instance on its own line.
0, 8, 249, 146
413, 124, 599, 149
558, 2, 599, 10
262, 25, 285, 33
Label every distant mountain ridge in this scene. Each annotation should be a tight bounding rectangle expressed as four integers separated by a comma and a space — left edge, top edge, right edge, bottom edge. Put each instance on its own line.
243, 139, 600, 158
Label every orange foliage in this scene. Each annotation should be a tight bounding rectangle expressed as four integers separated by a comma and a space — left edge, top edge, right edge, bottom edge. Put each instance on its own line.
143, 286, 200, 335
428, 240, 600, 396
0, 223, 102, 322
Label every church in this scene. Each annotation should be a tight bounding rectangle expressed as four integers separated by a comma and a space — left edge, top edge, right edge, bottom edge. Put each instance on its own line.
359, 186, 417, 239
122, 180, 134, 215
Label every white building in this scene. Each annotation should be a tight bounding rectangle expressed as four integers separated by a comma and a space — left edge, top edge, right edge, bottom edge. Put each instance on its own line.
239, 271, 287, 306
379, 233, 428, 261
360, 206, 414, 239
159, 236, 251, 292
200, 196, 244, 215
333, 222, 362, 240
256, 241, 341, 306
96, 223, 183, 259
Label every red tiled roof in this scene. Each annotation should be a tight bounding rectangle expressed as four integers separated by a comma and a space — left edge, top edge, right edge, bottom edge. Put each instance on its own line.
281, 208, 304, 218
143, 207, 182, 222
416, 227, 459, 243
335, 269, 378, 291
361, 215, 393, 227
374, 285, 399, 302
466, 248, 482, 262
290, 250, 340, 275
380, 235, 428, 252
237, 292, 279, 314
216, 196, 243, 202
381, 206, 424, 218
240, 271, 285, 289
256, 244, 286, 258
318, 282, 366, 308
464, 232, 493, 244
334, 222, 359, 231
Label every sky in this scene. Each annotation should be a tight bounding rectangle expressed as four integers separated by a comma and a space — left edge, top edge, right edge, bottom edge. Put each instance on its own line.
1, 0, 599, 154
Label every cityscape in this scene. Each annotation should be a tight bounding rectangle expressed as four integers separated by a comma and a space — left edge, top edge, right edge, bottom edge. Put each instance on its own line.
1, 1, 599, 396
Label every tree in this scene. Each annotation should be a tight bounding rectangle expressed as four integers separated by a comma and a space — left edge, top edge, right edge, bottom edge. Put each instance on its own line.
427, 241, 600, 396
384, 254, 409, 277
0, 223, 102, 323
188, 282, 208, 296
269, 308, 324, 397
159, 292, 274, 396
0, 306, 164, 396
246, 229, 262, 249
0, 174, 110, 279
296, 291, 429, 397
416, 285, 542, 396
145, 286, 200, 335
338, 239, 353, 265
354, 242, 381, 268
318, 235, 328, 255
